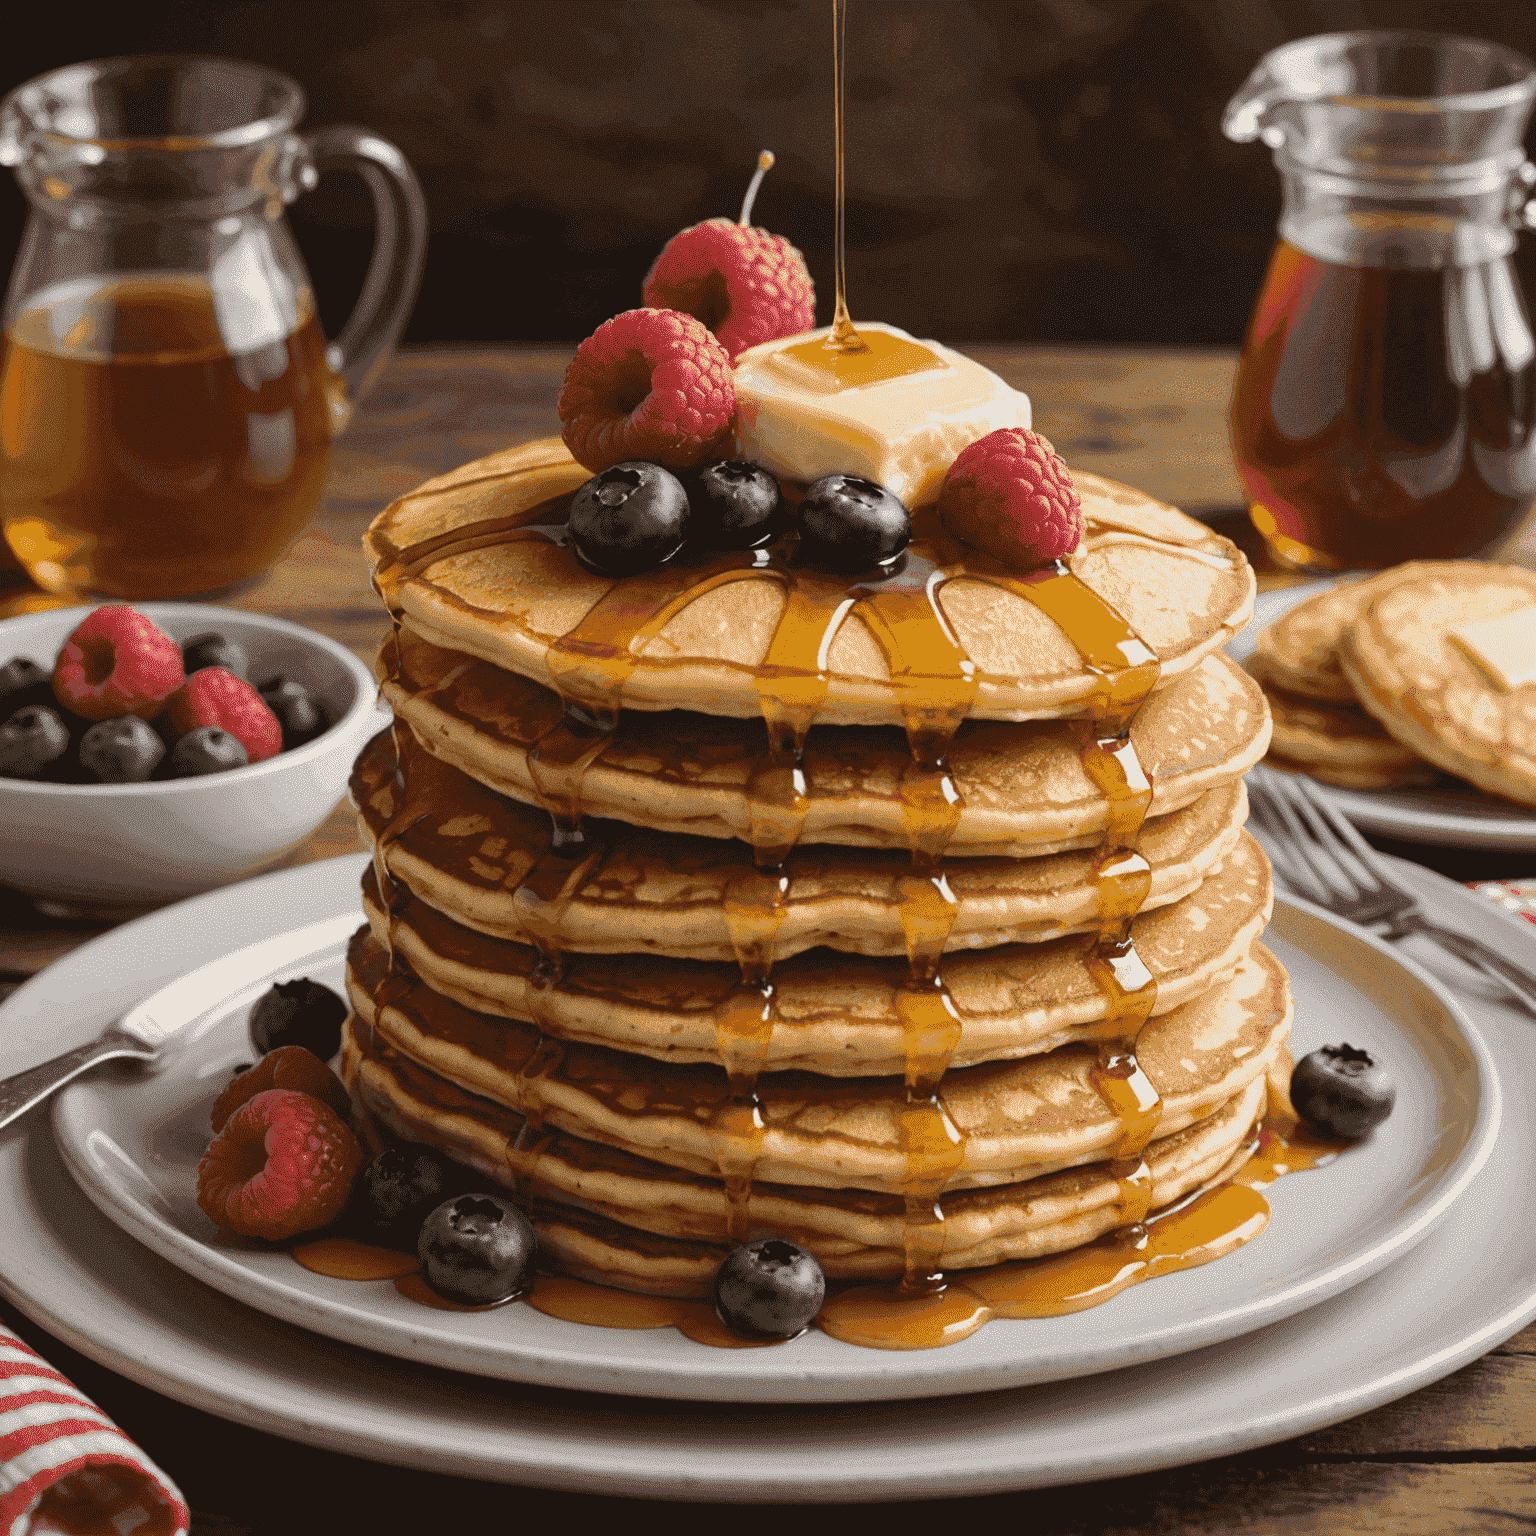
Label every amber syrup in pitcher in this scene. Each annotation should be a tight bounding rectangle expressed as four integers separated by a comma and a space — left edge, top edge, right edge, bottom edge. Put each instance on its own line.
0, 273, 346, 599
1230, 240, 1536, 570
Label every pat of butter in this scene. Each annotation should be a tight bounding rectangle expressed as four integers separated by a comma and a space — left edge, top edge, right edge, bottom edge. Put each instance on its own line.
733, 322, 1031, 508
1449, 607, 1536, 690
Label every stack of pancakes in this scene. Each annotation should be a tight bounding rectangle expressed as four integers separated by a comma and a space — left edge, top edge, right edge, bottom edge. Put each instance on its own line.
1249, 562, 1536, 805
342, 437, 1288, 1300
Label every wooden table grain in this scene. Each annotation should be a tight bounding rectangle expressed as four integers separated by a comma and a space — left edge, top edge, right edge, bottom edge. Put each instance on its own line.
2, 345, 1533, 1534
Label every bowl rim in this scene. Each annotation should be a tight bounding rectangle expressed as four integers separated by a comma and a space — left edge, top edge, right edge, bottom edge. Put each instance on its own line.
0, 603, 379, 797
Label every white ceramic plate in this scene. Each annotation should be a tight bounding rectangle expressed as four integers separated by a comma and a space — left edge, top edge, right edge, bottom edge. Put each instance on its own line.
1230, 580, 1536, 850
0, 859, 1531, 1498
36, 855, 1501, 1404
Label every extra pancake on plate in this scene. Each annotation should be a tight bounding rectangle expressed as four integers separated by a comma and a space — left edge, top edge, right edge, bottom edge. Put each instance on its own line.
362, 438, 1255, 725
380, 627, 1270, 857
352, 725, 1248, 959
1248, 577, 1379, 704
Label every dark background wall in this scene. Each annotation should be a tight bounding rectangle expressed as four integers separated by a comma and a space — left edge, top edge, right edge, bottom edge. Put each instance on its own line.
4, 0, 1536, 347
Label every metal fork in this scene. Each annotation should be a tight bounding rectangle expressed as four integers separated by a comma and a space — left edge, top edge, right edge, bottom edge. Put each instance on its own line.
1246, 765, 1536, 1019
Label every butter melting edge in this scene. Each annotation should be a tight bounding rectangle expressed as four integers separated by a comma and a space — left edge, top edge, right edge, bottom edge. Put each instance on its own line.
1449, 606, 1536, 692
733, 322, 1033, 510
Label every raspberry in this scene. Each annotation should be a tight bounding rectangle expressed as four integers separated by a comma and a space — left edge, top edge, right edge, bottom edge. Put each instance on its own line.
165, 668, 282, 762
643, 218, 816, 360
937, 428, 1085, 570
197, 1088, 363, 1240
51, 606, 185, 722
558, 308, 736, 474
210, 1045, 351, 1133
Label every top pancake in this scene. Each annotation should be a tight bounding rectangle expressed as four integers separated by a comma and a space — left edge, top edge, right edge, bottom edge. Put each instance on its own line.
363, 438, 1256, 726
1340, 561, 1536, 806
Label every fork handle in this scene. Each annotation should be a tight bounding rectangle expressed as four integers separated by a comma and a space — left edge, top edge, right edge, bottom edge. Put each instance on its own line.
1387, 914, 1536, 1019
0, 1033, 156, 1134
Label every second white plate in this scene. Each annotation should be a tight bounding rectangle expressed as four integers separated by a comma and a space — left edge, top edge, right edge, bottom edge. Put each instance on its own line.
46, 856, 1501, 1403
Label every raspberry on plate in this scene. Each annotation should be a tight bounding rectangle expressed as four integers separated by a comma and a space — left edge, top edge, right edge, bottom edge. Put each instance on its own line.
210, 1045, 352, 1132
165, 668, 282, 763
937, 428, 1085, 570
643, 219, 815, 361
558, 308, 736, 474
197, 1087, 363, 1240
52, 606, 185, 722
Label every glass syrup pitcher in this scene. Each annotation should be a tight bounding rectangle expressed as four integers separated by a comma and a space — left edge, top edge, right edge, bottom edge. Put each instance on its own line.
1224, 31, 1536, 570
0, 55, 427, 600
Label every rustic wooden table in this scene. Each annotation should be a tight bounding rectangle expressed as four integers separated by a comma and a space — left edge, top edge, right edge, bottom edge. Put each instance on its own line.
2, 345, 1533, 1534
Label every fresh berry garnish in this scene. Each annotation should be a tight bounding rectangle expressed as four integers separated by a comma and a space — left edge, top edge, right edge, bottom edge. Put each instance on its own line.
798, 474, 911, 571
168, 725, 249, 777
197, 1088, 362, 1240
713, 1237, 825, 1339
257, 676, 329, 748
1290, 1044, 1395, 1139
686, 460, 783, 549
181, 631, 248, 679
354, 1144, 460, 1248
210, 1045, 351, 1133
78, 715, 166, 783
558, 308, 736, 475
165, 668, 281, 763
569, 462, 690, 574
0, 657, 50, 715
938, 427, 1084, 570
52, 606, 185, 722
417, 1193, 537, 1305
0, 705, 71, 780
249, 977, 348, 1059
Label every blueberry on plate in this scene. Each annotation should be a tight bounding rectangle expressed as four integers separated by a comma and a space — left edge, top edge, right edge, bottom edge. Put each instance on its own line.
0, 705, 71, 780
79, 715, 166, 783
354, 1143, 459, 1249
798, 473, 911, 571
569, 462, 689, 574
1290, 1043, 1395, 1139
249, 977, 348, 1059
257, 675, 329, 748
0, 657, 51, 717
181, 631, 249, 679
686, 460, 783, 549
418, 1193, 537, 1304
168, 725, 249, 777
713, 1237, 826, 1339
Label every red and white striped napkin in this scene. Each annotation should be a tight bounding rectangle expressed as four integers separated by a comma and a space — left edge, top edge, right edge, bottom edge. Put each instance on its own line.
1468, 878, 1536, 928
0, 1324, 187, 1536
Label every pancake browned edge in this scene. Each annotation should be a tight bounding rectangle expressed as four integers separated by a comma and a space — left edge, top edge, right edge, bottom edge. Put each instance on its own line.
341, 1013, 1270, 1293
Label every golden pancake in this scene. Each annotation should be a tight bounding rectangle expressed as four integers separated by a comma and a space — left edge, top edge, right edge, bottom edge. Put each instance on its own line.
1340, 561, 1536, 807
345, 927, 1290, 1195
381, 628, 1270, 856
353, 724, 1249, 959
362, 438, 1255, 726
1249, 578, 1376, 703
358, 829, 1272, 1074
342, 1016, 1268, 1289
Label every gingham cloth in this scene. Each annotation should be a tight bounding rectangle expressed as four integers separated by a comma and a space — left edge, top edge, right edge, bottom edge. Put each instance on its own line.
0, 1324, 186, 1536
1467, 878, 1536, 927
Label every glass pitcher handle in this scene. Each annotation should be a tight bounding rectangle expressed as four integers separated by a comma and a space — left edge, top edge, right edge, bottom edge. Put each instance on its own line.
296, 125, 428, 403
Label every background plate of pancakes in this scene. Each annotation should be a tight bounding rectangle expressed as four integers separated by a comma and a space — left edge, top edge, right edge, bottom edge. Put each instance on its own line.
1232, 576, 1536, 851
48, 855, 1499, 1405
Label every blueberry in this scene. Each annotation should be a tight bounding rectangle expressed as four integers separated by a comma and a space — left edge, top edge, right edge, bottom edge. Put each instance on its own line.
798, 474, 911, 571
569, 462, 689, 574
686, 460, 783, 549
249, 977, 347, 1058
181, 632, 248, 679
1291, 1043, 1395, 1139
0, 657, 51, 716
713, 1237, 825, 1339
417, 1192, 537, 1305
79, 715, 166, 783
0, 705, 71, 780
354, 1143, 459, 1248
257, 675, 328, 748
168, 725, 249, 777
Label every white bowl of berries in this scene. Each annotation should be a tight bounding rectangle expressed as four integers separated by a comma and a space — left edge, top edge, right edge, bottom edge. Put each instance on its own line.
0, 603, 381, 915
